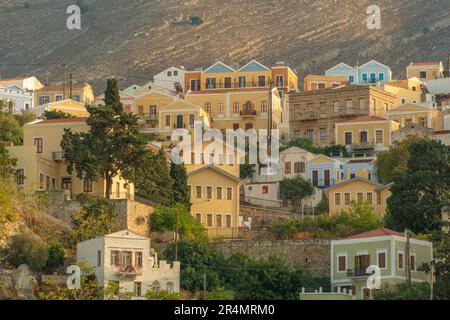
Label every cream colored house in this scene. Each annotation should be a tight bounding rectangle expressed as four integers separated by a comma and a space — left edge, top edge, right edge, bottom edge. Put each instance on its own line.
77, 230, 180, 298
303, 75, 347, 91
7, 118, 133, 199
384, 78, 423, 106
324, 178, 391, 217
386, 103, 444, 130
32, 99, 89, 117
406, 61, 444, 80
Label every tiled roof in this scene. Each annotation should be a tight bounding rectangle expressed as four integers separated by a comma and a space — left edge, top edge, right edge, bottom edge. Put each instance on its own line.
36, 118, 86, 124
0, 77, 27, 81
38, 83, 87, 91
344, 116, 387, 122
343, 228, 404, 240
410, 61, 441, 66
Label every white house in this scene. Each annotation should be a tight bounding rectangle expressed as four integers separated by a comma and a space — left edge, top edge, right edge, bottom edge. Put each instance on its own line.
0, 85, 34, 113
77, 230, 180, 298
153, 66, 185, 93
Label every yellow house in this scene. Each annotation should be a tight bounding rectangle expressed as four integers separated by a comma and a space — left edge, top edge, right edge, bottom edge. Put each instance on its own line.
386, 103, 444, 130
35, 83, 94, 106
183, 60, 297, 133
406, 61, 444, 80
384, 78, 422, 105
335, 116, 400, 154
33, 99, 89, 117
303, 75, 347, 91
324, 178, 391, 217
7, 118, 134, 199
187, 163, 240, 239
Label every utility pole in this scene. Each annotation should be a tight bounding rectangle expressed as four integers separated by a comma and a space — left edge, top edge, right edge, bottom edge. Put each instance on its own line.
62, 60, 67, 100
267, 80, 273, 154
174, 208, 179, 261
405, 230, 411, 284
430, 261, 434, 300
203, 271, 207, 300
69, 73, 73, 99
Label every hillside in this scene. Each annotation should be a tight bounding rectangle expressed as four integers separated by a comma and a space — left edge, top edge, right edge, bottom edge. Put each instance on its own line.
1, 0, 450, 92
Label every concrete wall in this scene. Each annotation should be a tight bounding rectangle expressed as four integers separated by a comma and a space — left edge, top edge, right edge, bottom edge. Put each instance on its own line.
216, 240, 330, 277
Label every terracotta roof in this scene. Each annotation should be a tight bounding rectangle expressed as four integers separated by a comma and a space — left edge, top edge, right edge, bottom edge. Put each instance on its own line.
38, 83, 87, 91
343, 228, 404, 240
36, 118, 86, 124
188, 87, 273, 94
0, 77, 27, 81
410, 61, 441, 66
343, 116, 387, 123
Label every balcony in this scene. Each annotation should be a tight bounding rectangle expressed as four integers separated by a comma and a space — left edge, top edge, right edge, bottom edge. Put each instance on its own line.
346, 268, 372, 278
309, 178, 336, 188
185, 79, 289, 91
351, 142, 374, 150
300, 112, 320, 121
240, 109, 257, 117
52, 151, 65, 161
143, 113, 158, 120
114, 265, 143, 276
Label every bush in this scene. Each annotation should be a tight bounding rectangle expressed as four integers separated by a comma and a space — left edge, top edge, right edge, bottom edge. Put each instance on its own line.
45, 241, 65, 273
374, 282, 430, 300
145, 288, 180, 300
205, 287, 235, 300
4, 232, 48, 271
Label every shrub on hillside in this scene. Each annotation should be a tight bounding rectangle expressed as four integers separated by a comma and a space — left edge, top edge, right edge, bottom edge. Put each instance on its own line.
3, 231, 49, 271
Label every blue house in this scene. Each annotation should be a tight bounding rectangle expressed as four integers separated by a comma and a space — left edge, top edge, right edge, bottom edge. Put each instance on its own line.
326, 60, 392, 85
306, 155, 344, 188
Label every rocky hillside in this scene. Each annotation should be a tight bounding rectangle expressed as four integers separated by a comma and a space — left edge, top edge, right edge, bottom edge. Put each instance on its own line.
1, 0, 450, 92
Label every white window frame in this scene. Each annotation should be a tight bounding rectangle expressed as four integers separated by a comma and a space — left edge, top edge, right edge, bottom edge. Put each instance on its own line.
344, 131, 353, 146
374, 128, 384, 145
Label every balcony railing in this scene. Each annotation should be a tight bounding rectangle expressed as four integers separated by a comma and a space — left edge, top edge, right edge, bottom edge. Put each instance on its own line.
113, 265, 143, 276
351, 142, 375, 150
300, 112, 320, 121
346, 268, 372, 278
309, 178, 336, 188
240, 109, 257, 117
52, 151, 65, 161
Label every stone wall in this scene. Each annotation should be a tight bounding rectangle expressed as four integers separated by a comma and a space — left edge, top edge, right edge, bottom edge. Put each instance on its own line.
216, 240, 330, 278
114, 199, 155, 237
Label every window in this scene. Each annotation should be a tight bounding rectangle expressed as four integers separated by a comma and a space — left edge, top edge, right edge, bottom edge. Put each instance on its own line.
344, 193, 351, 205
362, 73, 368, 82
238, 76, 246, 88
110, 250, 119, 266
345, 99, 353, 111
360, 131, 368, 143
72, 95, 81, 102
216, 215, 222, 227
97, 250, 101, 267
306, 129, 313, 142
34, 137, 43, 154
44, 176, 49, 190
405, 119, 412, 126
378, 251, 386, 269
319, 128, 327, 141
359, 98, 366, 111
349, 75, 355, 83
39, 173, 44, 189
233, 123, 239, 130
190, 79, 200, 91
370, 73, 376, 83
376, 192, 381, 205
294, 162, 305, 173
195, 214, 202, 222
204, 103, 211, 113
378, 73, 384, 81
55, 95, 63, 101
338, 255, 347, 272
419, 117, 426, 127
226, 215, 232, 227
83, 179, 93, 193
375, 130, 383, 144
294, 130, 301, 139
333, 101, 340, 113
357, 192, 364, 202
173, 70, 178, 76
262, 186, 269, 194
225, 187, 233, 200
218, 103, 224, 114
207, 214, 213, 227
135, 252, 143, 267
398, 251, 404, 269
367, 192, 373, 205
196, 186, 202, 198
261, 101, 267, 112
335, 193, 341, 205
206, 78, 216, 89
232, 102, 239, 113
167, 71, 172, 76
16, 169, 24, 186
134, 282, 142, 297
165, 115, 171, 127
285, 162, 291, 174
344, 132, 352, 145
419, 71, 427, 79
207, 186, 212, 200
275, 75, 284, 87
258, 75, 266, 87
61, 177, 71, 191
410, 254, 416, 271
216, 187, 222, 199
39, 96, 50, 105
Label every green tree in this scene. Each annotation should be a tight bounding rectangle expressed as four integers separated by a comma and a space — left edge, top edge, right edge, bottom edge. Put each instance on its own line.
145, 288, 180, 300
0, 144, 17, 180
240, 164, 255, 179
386, 139, 450, 233
3, 231, 49, 271
42, 110, 76, 120
104, 280, 133, 300
374, 282, 430, 300
281, 138, 348, 157
280, 176, 314, 207
150, 204, 206, 240
14, 109, 36, 126
70, 195, 117, 243
45, 241, 65, 273
135, 149, 174, 206
170, 162, 191, 209
205, 287, 235, 300
0, 111, 23, 145
61, 78, 148, 198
